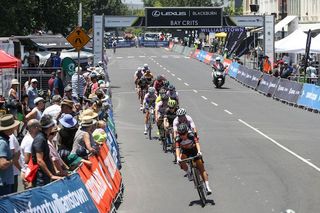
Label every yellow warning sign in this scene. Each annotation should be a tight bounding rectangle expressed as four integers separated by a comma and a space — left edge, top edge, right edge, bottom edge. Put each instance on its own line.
66, 27, 91, 51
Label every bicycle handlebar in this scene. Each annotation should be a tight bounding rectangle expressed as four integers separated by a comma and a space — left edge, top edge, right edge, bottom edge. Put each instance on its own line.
179, 154, 202, 163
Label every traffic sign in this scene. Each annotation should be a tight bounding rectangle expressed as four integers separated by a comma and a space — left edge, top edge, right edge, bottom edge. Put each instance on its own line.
66, 27, 91, 51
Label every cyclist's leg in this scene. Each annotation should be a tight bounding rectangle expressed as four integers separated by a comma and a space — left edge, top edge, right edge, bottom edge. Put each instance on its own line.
179, 153, 188, 172
195, 159, 208, 182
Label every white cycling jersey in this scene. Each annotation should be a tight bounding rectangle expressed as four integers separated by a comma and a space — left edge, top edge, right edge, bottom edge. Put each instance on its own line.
173, 115, 196, 132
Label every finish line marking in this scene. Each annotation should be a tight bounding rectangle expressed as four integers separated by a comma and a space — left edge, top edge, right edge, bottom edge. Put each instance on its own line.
238, 119, 320, 173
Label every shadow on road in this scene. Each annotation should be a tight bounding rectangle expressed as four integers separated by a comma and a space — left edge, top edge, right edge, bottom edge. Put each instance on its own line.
189, 199, 215, 207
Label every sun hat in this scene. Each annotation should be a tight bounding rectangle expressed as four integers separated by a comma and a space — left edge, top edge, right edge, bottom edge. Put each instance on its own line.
11, 79, 20, 85
51, 95, 61, 103
92, 128, 107, 144
0, 114, 20, 131
79, 109, 98, 121
61, 99, 74, 108
59, 114, 77, 128
34, 97, 44, 105
31, 79, 38, 83
80, 116, 97, 127
64, 85, 72, 92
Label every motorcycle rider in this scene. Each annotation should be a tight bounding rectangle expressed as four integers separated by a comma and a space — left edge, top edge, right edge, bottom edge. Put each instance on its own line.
212, 56, 225, 78
143, 87, 157, 135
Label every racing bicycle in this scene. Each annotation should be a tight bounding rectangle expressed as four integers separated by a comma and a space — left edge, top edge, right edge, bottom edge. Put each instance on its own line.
163, 127, 173, 153
147, 106, 155, 140
179, 155, 207, 207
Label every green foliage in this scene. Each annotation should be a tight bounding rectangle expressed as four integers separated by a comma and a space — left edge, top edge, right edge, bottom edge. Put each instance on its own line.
142, 0, 213, 7
0, 0, 128, 36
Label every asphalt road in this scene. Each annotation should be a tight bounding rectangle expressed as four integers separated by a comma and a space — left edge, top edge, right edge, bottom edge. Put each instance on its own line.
107, 47, 320, 213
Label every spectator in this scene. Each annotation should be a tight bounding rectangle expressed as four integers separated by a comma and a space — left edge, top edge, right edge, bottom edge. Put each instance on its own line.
27, 79, 38, 109
280, 62, 293, 79
25, 97, 45, 121
54, 70, 64, 97
0, 114, 20, 196
8, 79, 20, 118
263, 55, 272, 74
92, 128, 107, 145
9, 133, 21, 193
21, 94, 30, 117
47, 126, 68, 176
90, 72, 99, 95
71, 67, 86, 101
24, 49, 39, 68
42, 95, 61, 120
57, 114, 78, 151
71, 115, 98, 155
63, 85, 73, 101
31, 115, 61, 187
48, 72, 55, 96
20, 119, 41, 189
52, 51, 61, 69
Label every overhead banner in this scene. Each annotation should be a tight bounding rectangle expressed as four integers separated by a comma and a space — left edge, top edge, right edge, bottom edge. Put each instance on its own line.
200, 27, 245, 33
228, 16, 264, 27
145, 7, 223, 28
105, 16, 144, 27
224, 30, 247, 57
0, 174, 98, 213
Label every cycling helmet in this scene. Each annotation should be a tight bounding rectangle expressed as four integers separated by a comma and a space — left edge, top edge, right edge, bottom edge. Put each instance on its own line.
168, 100, 177, 108
177, 123, 188, 134
164, 80, 170, 87
144, 63, 148, 68
156, 75, 162, 81
161, 94, 169, 100
176, 108, 187, 116
148, 87, 155, 94
159, 88, 166, 95
137, 67, 142, 71
215, 56, 221, 61
168, 84, 174, 91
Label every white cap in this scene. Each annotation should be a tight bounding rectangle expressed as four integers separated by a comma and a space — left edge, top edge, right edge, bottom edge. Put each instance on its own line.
31, 78, 38, 83
75, 66, 82, 72
34, 97, 44, 104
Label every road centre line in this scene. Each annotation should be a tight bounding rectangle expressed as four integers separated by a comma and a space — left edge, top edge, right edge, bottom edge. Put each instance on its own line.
201, 96, 208, 100
159, 65, 163, 67
238, 119, 320, 173
139, 55, 146, 58
177, 78, 182, 81
151, 56, 157, 58
116, 57, 123, 59
211, 101, 218, 106
224, 109, 233, 115
184, 83, 189, 86
163, 67, 167, 70
128, 56, 134, 58
193, 89, 198, 93
171, 73, 175, 77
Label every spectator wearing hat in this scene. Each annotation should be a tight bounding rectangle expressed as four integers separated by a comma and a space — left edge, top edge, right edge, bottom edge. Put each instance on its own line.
20, 119, 41, 189
90, 72, 99, 95
57, 114, 78, 151
63, 85, 73, 101
0, 114, 20, 196
72, 115, 98, 155
92, 128, 107, 145
42, 95, 61, 120
54, 70, 64, 97
8, 79, 20, 118
32, 115, 62, 187
47, 126, 68, 177
280, 61, 293, 79
25, 97, 45, 121
71, 67, 86, 102
48, 72, 55, 96
27, 79, 38, 109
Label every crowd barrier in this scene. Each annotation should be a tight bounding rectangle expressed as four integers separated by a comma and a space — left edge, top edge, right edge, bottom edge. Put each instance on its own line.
168, 44, 320, 113
140, 41, 169, 47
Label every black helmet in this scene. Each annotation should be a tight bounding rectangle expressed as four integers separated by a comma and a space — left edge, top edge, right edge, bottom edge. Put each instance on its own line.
159, 88, 166, 95
161, 94, 169, 100
177, 123, 188, 134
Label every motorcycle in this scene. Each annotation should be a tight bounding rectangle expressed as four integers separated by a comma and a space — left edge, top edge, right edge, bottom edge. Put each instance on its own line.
212, 65, 227, 88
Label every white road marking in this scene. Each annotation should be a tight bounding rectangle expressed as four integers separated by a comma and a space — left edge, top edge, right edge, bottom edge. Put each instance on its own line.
163, 67, 167, 70
177, 78, 182, 81
193, 89, 198, 93
162, 56, 169, 58
201, 96, 208, 100
171, 73, 175, 77
116, 57, 123, 59
224, 110, 233, 115
211, 101, 218, 106
139, 56, 146, 58
156, 62, 159, 65
159, 65, 163, 67
167, 70, 171, 73
184, 56, 190, 59
184, 83, 189, 86
128, 56, 134, 58
151, 56, 157, 58
238, 119, 320, 173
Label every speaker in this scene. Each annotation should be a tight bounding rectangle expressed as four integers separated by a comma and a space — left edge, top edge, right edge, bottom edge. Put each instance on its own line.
250, 4, 260, 13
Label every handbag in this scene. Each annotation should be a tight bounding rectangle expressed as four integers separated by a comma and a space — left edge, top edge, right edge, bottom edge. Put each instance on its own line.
24, 158, 39, 182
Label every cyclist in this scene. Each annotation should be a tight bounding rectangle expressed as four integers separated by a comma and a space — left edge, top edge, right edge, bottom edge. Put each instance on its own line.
175, 123, 212, 195
173, 108, 197, 139
155, 88, 166, 104
162, 80, 171, 91
143, 69, 154, 86
143, 87, 157, 135
155, 94, 169, 141
134, 67, 144, 90
112, 40, 117, 54
166, 85, 179, 105
137, 76, 149, 110
153, 75, 165, 95
143, 63, 150, 72
164, 100, 178, 160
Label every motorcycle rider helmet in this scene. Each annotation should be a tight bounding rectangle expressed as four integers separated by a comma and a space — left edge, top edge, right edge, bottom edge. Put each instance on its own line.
177, 123, 188, 134
215, 56, 221, 61
176, 108, 186, 116
168, 100, 177, 108
137, 67, 142, 71
148, 87, 155, 94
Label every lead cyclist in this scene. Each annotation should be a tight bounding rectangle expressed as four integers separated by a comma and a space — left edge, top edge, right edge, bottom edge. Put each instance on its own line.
143, 87, 157, 135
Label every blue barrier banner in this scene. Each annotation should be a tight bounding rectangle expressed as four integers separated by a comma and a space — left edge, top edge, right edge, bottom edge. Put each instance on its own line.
297, 83, 320, 110
0, 174, 98, 213
106, 126, 121, 168
228, 62, 240, 78
197, 50, 207, 62
273, 79, 303, 104
141, 41, 169, 47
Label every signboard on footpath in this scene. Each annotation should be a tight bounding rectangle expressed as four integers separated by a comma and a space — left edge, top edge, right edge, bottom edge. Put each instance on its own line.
145, 7, 223, 28
264, 15, 275, 67
93, 15, 104, 66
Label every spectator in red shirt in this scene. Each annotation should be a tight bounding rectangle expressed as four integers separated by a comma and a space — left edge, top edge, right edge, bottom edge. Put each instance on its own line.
48, 72, 55, 96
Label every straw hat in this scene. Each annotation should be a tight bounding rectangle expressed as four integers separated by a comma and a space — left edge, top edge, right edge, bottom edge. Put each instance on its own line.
80, 116, 97, 127
61, 99, 74, 108
0, 114, 20, 131
11, 79, 20, 85
79, 109, 98, 121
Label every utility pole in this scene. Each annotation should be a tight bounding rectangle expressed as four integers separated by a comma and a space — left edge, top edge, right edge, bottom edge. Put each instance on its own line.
281, 0, 285, 38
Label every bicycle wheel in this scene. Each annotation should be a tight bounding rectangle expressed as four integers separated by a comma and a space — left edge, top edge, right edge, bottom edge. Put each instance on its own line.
162, 135, 167, 153
192, 167, 206, 207
148, 114, 153, 140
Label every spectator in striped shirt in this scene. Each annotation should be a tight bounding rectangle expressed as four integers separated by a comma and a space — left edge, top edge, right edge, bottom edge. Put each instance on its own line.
71, 67, 86, 102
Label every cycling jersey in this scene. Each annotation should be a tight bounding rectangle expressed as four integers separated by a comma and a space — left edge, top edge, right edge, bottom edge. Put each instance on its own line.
134, 70, 144, 79
175, 132, 198, 150
155, 100, 168, 118
153, 80, 164, 93
144, 73, 154, 85
155, 95, 162, 104
143, 93, 157, 108
164, 107, 177, 126
138, 78, 148, 90
166, 90, 179, 101
173, 115, 196, 132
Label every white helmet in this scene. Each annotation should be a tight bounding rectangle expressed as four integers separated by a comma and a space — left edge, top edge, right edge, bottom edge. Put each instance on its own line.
144, 63, 148, 67
176, 108, 187, 116
137, 67, 142, 71
215, 57, 221, 61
